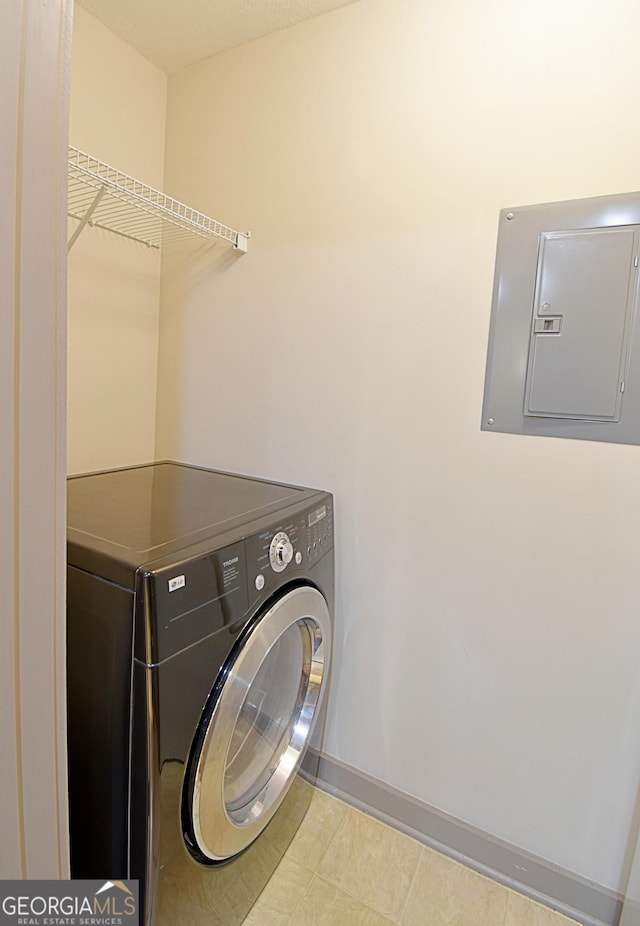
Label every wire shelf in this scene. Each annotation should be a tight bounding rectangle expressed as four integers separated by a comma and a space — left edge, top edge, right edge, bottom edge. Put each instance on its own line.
67, 146, 249, 253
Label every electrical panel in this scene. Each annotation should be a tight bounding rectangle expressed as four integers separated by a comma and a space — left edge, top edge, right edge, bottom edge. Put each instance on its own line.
482, 192, 640, 444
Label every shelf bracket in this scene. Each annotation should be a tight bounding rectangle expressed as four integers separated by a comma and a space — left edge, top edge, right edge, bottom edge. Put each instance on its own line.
234, 231, 251, 253
67, 184, 106, 251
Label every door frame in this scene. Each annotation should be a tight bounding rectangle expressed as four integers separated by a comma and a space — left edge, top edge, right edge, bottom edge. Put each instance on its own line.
0, 0, 71, 877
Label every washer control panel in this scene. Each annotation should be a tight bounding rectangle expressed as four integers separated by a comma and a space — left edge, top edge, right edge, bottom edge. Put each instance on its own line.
305, 502, 331, 560
244, 497, 334, 597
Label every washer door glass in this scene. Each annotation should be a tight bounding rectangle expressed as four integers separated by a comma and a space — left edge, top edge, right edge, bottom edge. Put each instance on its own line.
187, 585, 331, 862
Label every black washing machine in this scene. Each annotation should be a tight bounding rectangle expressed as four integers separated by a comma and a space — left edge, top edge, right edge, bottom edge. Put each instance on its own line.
66, 461, 334, 926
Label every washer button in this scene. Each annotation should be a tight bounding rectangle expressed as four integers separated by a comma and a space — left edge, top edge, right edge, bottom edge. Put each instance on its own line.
255, 574, 265, 591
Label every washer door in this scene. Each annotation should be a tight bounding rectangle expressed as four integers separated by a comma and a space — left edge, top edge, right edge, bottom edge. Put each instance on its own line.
184, 585, 331, 862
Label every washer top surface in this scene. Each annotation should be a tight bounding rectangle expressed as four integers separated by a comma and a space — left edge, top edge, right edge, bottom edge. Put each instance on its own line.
68, 461, 323, 582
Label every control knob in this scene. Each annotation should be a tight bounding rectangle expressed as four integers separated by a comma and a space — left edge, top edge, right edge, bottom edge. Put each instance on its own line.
269, 532, 294, 572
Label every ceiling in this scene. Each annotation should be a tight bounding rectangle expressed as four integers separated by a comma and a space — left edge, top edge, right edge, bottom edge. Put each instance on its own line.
76, 0, 362, 74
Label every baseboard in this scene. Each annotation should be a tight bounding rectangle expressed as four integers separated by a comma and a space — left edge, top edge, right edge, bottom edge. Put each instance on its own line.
301, 749, 622, 926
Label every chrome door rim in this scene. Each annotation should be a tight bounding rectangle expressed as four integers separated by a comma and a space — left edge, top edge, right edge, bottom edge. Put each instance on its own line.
189, 585, 331, 861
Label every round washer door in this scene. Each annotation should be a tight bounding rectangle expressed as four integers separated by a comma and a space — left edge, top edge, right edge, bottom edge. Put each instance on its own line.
184, 584, 331, 862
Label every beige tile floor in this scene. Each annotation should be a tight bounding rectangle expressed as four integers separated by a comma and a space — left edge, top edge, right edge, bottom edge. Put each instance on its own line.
245, 787, 581, 926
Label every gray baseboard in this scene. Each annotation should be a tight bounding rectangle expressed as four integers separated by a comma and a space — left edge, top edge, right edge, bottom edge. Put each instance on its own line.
301, 749, 622, 926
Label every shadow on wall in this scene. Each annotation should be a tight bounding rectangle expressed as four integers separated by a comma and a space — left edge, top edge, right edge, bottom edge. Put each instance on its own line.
160, 237, 246, 305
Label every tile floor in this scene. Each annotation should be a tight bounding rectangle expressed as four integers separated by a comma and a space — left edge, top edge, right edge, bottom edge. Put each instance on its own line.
245, 787, 581, 926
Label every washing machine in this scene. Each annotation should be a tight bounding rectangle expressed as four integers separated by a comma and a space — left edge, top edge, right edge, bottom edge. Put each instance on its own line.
66, 461, 334, 926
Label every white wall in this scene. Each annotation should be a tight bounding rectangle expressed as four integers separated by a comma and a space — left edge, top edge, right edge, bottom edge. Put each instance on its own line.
67, 6, 167, 474
156, 0, 640, 892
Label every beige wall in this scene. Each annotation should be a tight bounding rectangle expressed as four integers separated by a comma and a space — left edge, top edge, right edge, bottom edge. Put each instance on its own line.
0, 0, 70, 878
67, 6, 167, 474
157, 0, 640, 893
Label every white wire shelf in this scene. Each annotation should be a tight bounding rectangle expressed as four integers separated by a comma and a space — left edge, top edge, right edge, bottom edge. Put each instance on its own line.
67, 146, 249, 253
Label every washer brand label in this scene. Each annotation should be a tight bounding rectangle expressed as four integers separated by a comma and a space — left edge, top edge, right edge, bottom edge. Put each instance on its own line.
222, 556, 239, 568
0, 880, 139, 925
168, 575, 186, 592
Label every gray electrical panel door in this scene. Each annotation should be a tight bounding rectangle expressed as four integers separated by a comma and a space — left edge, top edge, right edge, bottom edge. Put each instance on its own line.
524, 227, 639, 421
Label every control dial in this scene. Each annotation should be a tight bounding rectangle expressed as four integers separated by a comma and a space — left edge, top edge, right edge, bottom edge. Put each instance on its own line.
269, 532, 294, 572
